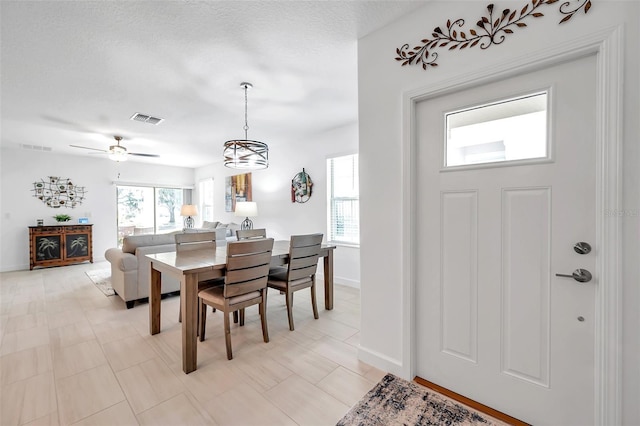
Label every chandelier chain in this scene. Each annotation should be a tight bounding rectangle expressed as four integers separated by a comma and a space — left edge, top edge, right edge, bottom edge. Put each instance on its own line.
243, 84, 249, 139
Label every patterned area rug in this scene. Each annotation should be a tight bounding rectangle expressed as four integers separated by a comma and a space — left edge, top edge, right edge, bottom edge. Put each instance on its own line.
337, 374, 508, 426
85, 269, 116, 296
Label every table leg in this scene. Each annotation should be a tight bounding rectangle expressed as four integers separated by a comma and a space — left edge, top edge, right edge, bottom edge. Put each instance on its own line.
150, 264, 162, 335
182, 274, 198, 373
323, 250, 334, 310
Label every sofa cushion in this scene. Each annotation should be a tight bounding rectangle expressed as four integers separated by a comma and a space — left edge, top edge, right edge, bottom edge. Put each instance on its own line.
202, 220, 220, 229
216, 222, 241, 237
227, 222, 240, 237
122, 232, 179, 254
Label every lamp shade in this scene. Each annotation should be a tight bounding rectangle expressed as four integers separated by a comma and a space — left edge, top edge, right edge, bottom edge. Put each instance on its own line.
234, 201, 257, 217
180, 204, 198, 217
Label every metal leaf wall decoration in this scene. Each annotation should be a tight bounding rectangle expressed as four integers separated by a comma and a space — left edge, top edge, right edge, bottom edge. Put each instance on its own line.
32, 176, 87, 208
395, 0, 592, 70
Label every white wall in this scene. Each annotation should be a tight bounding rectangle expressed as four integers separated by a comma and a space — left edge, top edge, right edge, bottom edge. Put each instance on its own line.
0, 122, 361, 288
0, 148, 194, 271
358, 2, 638, 424
194, 123, 361, 287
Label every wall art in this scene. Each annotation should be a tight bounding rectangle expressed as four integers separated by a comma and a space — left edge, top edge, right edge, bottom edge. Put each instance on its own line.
32, 176, 87, 208
291, 168, 313, 203
395, 0, 592, 70
225, 172, 252, 212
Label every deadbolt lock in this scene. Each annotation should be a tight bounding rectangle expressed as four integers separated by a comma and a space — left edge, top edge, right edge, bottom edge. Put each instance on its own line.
573, 242, 592, 255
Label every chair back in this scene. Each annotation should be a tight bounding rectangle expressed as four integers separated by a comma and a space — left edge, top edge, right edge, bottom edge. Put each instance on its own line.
224, 238, 274, 298
287, 234, 323, 281
236, 228, 267, 240
175, 231, 217, 252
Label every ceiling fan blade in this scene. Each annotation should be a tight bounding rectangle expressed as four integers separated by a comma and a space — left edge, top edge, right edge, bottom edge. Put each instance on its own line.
128, 152, 160, 157
70, 144, 108, 152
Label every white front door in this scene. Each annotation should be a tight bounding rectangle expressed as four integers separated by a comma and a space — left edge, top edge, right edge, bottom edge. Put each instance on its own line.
414, 54, 597, 425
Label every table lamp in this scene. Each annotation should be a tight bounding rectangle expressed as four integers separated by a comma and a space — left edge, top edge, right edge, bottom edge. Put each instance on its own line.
180, 204, 198, 229
235, 201, 257, 230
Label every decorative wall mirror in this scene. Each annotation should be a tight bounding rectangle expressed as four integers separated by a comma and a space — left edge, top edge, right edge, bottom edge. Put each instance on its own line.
291, 168, 313, 203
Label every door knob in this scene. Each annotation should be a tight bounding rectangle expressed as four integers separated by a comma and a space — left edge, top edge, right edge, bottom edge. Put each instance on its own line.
556, 269, 592, 283
573, 242, 592, 255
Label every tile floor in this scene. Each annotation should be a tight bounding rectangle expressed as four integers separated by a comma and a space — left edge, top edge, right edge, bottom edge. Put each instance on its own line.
0, 262, 386, 425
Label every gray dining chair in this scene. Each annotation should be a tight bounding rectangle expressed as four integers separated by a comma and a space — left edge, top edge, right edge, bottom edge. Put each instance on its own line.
198, 238, 274, 360
236, 228, 267, 240
267, 233, 323, 331
175, 231, 223, 323
234, 228, 269, 323
175, 231, 217, 251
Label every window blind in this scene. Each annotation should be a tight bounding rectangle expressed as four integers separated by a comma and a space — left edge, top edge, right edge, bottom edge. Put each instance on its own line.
327, 154, 359, 245
198, 178, 215, 222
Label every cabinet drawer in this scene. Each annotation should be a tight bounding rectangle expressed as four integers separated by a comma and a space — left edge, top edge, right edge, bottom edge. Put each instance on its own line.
30, 226, 63, 234
65, 225, 91, 232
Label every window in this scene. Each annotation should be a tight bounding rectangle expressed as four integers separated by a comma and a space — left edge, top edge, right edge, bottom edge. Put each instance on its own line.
445, 91, 548, 167
116, 185, 190, 246
155, 188, 185, 232
198, 178, 214, 222
327, 154, 359, 245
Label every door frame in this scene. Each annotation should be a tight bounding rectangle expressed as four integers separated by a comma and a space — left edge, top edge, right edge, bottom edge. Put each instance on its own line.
401, 26, 623, 425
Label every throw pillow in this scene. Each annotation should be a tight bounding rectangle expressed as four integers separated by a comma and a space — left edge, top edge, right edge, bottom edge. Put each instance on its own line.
227, 222, 240, 237
216, 223, 229, 236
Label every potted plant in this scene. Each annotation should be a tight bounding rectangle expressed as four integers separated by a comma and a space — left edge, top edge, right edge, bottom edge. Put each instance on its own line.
53, 214, 72, 223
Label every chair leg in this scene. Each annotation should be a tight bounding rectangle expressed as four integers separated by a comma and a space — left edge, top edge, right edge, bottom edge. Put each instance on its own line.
178, 296, 182, 323
286, 289, 294, 331
199, 299, 207, 342
233, 310, 239, 323
239, 308, 245, 326
260, 291, 269, 343
310, 281, 319, 320
224, 311, 233, 360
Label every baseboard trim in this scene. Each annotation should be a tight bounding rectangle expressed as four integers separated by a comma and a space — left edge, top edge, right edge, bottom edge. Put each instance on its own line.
357, 345, 404, 377
316, 273, 360, 288
1, 257, 106, 273
413, 376, 530, 426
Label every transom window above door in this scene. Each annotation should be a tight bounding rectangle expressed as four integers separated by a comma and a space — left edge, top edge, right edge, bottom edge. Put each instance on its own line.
444, 91, 549, 168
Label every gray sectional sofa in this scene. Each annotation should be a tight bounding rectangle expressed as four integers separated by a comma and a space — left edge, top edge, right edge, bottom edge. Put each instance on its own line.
105, 228, 228, 308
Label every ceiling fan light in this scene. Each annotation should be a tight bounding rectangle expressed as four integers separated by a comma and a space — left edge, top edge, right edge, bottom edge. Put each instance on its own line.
109, 145, 128, 162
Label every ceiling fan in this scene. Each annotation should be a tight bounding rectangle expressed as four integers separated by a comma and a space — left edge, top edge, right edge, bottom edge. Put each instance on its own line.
70, 135, 160, 162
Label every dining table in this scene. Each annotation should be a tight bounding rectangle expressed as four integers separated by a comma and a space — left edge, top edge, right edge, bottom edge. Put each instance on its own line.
147, 240, 336, 374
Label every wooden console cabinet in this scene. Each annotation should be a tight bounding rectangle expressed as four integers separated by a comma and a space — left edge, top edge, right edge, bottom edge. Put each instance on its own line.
29, 224, 93, 270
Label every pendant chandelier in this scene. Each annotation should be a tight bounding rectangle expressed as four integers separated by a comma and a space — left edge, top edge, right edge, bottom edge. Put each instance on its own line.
223, 82, 269, 169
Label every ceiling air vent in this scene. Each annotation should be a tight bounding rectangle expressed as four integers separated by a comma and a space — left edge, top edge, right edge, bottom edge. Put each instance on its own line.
130, 112, 164, 125
21, 144, 53, 152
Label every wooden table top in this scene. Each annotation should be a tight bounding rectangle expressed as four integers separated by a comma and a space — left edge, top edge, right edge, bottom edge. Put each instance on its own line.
146, 240, 335, 274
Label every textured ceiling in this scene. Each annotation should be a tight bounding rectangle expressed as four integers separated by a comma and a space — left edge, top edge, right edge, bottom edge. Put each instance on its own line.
1, 1, 427, 168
